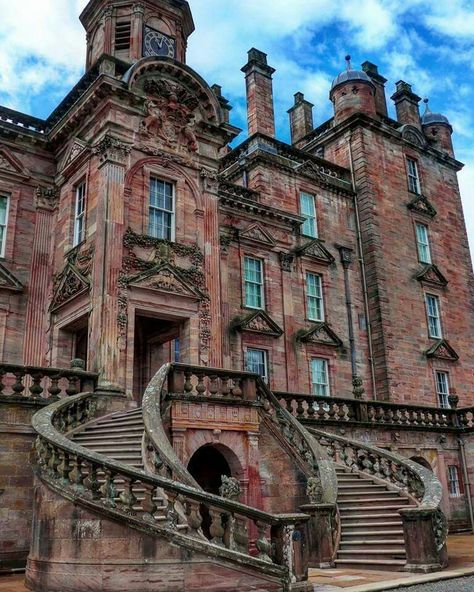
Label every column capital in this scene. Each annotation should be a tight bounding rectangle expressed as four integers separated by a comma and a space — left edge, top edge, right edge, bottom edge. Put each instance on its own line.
35, 186, 59, 211
93, 135, 132, 167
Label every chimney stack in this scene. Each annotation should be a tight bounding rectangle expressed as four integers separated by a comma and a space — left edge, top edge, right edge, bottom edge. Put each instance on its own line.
391, 81, 422, 129
362, 61, 388, 117
288, 92, 314, 145
241, 48, 276, 137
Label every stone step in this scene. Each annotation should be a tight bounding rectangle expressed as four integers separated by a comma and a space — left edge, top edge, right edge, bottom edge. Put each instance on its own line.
337, 549, 406, 558
73, 439, 142, 447
75, 426, 144, 436
343, 529, 404, 537
338, 490, 398, 498
340, 539, 405, 549
94, 418, 144, 429
334, 559, 406, 570
341, 516, 404, 526
338, 484, 388, 490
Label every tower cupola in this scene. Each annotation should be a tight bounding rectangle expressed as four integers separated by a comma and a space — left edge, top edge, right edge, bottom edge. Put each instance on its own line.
330, 56, 377, 124
80, 0, 194, 70
421, 98, 454, 157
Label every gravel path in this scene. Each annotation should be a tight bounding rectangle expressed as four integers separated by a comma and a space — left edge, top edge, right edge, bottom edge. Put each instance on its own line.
381, 575, 474, 592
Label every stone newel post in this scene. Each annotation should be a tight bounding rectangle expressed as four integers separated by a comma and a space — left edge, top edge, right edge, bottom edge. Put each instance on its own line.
399, 508, 448, 573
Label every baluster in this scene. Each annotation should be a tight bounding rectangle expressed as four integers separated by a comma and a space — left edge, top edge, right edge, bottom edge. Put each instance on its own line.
57, 450, 72, 483
196, 372, 206, 395
400, 409, 409, 424
28, 371, 44, 398
220, 376, 230, 397
165, 491, 179, 528
231, 377, 242, 398
69, 455, 85, 490
222, 511, 235, 550
337, 404, 346, 421
327, 402, 337, 421
234, 516, 249, 553
48, 374, 62, 399
347, 403, 356, 422
184, 371, 193, 394
48, 445, 60, 477
295, 398, 305, 419
185, 500, 203, 534
209, 374, 219, 396
255, 521, 273, 563
100, 468, 117, 508
141, 483, 157, 522
0, 367, 5, 395
12, 371, 26, 397
209, 507, 225, 546
307, 400, 316, 419
316, 400, 326, 420
374, 406, 384, 423
66, 374, 80, 397
285, 397, 293, 415
119, 478, 138, 514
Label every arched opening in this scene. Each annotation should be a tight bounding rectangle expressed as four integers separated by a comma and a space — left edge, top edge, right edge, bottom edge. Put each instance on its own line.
187, 445, 232, 539
411, 456, 433, 471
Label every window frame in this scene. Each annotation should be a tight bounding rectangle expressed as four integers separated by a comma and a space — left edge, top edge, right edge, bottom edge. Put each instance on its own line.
311, 357, 330, 397
148, 177, 176, 242
425, 293, 443, 339
73, 181, 87, 247
447, 465, 462, 498
406, 157, 422, 195
245, 347, 269, 383
0, 193, 10, 259
243, 255, 265, 310
435, 370, 450, 409
415, 222, 432, 265
299, 192, 318, 239
306, 272, 325, 322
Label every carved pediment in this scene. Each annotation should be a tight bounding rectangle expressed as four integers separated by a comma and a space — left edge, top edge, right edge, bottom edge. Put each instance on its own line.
297, 323, 343, 348
426, 339, 459, 362
129, 264, 202, 298
232, 310, 283, 337
51, 264, 89, 310
294, 239, 335, 265
416, 264, 448, 287
0, 145, 29, 178
295, 160, 325, 182
407, 194, 437, 218
59, 138, 89, 172
0, 262, 23, 292
400, 125, 427, 148
240, 223, 276, 246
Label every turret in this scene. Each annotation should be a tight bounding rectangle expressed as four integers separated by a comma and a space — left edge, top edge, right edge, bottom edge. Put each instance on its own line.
330, 56, 377, 125
421, 99, 455, 158
80, 0, 194, 70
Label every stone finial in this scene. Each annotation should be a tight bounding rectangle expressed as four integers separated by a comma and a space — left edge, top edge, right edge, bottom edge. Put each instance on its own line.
70, 358, 86, 371
352, 376, 365, 400
219, 476, 241, 501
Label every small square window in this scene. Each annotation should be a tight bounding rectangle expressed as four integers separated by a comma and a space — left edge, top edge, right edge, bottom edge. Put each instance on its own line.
246, 348, 268, 383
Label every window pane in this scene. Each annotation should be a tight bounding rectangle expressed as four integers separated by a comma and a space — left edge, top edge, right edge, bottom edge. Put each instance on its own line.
416, 224, 431, 264
0, 197, 8, 225
426, 295, 442, 338
246, 349, 267, 381
311, 358, 329, 397
407, 158, 421, 194
306, 273, 324, 321
300, 193, 318, 238
149, 179, 174, 240
244, 257, 263, 309
436, 371, 450, 408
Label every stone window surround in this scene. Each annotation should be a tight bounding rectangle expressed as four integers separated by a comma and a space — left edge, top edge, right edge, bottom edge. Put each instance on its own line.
73, 180, 87, 247
305, 270, 325, 323
415, 221, 432, 265
425, 292, 443, 339
148, 177, 175, 241
310, 355, 331, 397
406, 155, 422, 195
242, 254, 265, 311
0, 192, 10, 259
243, 345, 270, 384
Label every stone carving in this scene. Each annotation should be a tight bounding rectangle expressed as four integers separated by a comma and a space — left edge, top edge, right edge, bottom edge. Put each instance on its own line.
0, 262, 23, 292
407, 194, 437, 218
240, 223, 276, 246
297, 323, 343, 348
352, 376, 365, 400
93, 135, 132, 165
433, 509, 449, 551
294, 239, 335, 266
200, 168, 220, 193
35, 186, 59, 211
279, 252, 294, 272
139, 80, 198, 153
219, 476, 241, 501
51, 265, 89, 310
306, 476, 323, 504
425, 339, 459, 362
416, 264, 448, 287
401, 125, 427, 148
233, 310, 284, 337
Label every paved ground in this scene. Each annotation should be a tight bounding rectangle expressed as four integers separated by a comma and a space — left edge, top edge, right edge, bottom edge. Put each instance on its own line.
393, 575, 474, 591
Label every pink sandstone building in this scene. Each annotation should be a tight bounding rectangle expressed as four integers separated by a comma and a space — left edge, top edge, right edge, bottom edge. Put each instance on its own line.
0, 1, 473, 590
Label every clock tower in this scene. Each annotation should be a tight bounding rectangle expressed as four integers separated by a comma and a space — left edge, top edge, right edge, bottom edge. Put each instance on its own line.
80, 0, 195, 69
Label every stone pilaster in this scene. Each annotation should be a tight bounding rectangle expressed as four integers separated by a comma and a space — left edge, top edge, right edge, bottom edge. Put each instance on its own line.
89, 135, 131, 395
131, 3, 145, 61
22, 187, 58, 366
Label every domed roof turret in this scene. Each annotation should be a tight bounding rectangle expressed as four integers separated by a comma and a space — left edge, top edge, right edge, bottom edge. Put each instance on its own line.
421, 99, 450, 126
331, 56, 374, 93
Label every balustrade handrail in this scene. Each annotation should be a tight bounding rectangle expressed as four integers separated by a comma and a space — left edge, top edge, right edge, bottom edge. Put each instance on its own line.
32, 391, 309, 581
0, 362, 98, 380
309, 427, 443, 510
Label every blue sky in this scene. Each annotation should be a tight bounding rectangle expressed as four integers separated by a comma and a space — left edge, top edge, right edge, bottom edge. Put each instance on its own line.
0, 0, 473, 256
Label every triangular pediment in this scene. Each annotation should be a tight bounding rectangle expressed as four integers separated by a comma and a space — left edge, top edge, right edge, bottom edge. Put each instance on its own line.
294, 239, 335, 265
416, 264, 448, 287
240, 223, 276, 246
0, 145, 29, 178
297, 322, 343, 347
232, 310, 283, 337
51, 264, 89, 311
407, 195, 437, 218
129, 264, 201, 298
59, 138, 89, 172
0, 262, 23, 292
295, 160, 325, 182
426, 339, 459, 362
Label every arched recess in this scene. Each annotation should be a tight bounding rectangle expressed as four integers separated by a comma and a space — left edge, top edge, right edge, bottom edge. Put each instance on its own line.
411, 456, 433, 472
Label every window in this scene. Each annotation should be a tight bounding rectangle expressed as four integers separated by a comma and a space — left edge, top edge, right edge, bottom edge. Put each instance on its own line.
306, 273, 324, 321
300, 192, 318, 238
149, 178, 175, 241
73, 182, 87, 246
407, 158, 421, 194
244, 256, 264, 309
448, 466, 462, 497
416, 223, 431, 264
436, 371, 450, 409
246, 348, 268, 383
173, 339, 181, 363
311, 358, 329, 397
115, 21, 132, 51
425, 294, 442, 338
0, 194, 9, 258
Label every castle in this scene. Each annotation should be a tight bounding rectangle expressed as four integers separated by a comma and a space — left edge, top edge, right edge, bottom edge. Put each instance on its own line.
1, 1, 473, 590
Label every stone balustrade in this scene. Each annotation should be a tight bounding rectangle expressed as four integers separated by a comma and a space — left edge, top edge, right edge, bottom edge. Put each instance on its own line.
32, 391, 309, 586
0, 361, 98, 401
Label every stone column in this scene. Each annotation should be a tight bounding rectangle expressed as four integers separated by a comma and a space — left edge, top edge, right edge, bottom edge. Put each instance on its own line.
89, 135, 131, 395
22, 188, 58, 366
131, 3, 145, 61
103, 6, 114, 55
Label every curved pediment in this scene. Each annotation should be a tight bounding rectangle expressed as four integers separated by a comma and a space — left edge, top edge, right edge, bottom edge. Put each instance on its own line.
400, 124, 427, 149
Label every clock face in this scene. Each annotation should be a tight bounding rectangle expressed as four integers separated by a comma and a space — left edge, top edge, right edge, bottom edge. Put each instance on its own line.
143, 27, 176, 59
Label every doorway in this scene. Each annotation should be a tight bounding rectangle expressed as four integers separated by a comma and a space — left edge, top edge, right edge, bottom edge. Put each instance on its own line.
187, 445, 232, 538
